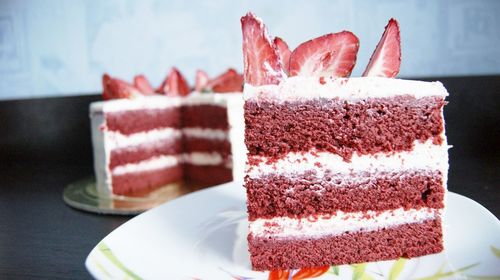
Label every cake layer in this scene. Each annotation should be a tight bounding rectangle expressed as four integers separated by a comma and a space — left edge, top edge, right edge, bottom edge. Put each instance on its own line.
105, 108, 182, 135
245, 96, 445, 160
183, 137, 231, 156
184, 164, 233, 185
109, 140, 182, 169
246, 140, 448, 178
182, 105, 229, 129
248, 218, 443, 271
111, 165, 183, 195
249, 207, 440, 238
247, 170, 444, 220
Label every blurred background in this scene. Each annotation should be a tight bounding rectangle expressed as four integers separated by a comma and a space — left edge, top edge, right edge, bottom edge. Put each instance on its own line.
0, 0, 499, 100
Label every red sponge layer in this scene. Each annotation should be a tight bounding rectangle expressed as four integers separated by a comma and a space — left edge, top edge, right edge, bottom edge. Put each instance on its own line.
246, 170, 445, 220
245, 96, 445, 161
248, 218, 443, 271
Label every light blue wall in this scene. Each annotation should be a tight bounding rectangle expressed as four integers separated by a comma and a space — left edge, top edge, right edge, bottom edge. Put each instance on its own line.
1, 0, 499, 100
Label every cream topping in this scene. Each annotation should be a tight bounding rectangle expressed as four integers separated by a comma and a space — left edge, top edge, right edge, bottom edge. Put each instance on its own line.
244, 76, 448, 102
91, 96, 182, 113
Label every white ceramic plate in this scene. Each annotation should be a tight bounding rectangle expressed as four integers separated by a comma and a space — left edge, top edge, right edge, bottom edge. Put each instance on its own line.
86, 181, 500, 280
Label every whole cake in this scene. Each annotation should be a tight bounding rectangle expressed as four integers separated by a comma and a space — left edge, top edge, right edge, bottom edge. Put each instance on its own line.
241, 13, 448, 270
90, 68, 245, 196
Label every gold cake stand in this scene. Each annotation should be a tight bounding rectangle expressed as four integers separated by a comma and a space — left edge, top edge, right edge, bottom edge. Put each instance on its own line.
63, 177, 208, 215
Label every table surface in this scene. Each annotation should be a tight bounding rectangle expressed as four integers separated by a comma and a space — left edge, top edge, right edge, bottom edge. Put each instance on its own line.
1, 76, 499, 279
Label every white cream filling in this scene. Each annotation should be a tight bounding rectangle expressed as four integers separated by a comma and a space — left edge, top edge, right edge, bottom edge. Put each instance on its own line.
111, 155, 181, 176
244, 76, 448, 102
246, 139, 449, 179
250, 207, 441, 239
111, 151, 232, 176
104, 128, 181, 150
184, 152, 225, 166
182, 128, 228, 140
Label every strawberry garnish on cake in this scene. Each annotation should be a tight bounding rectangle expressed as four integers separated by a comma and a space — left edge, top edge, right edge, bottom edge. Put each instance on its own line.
362, 18, 401, 77
133, 74, 155, 95
195, 70, 210, 92
157, 67, 190, 96
102, 74, 142, 100
273, 37, 292, 74
206, 68, 244, 93
241, 12, 285, 86
289, 32, 359, 78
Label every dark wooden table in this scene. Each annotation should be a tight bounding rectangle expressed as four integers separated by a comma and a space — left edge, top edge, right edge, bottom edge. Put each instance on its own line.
1, 76, 499, 279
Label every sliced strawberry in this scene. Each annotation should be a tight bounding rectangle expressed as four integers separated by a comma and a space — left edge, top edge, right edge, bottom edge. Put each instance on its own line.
241, 12, 285, 86
156, 67, 190, 96
289, 31, 359, 78
206, 68, 243, 93
133, 74, 155, 95
102, 74, 142, 100
362, 18, 401, 78
273, 37, 291, 73
195, 70, 210, 92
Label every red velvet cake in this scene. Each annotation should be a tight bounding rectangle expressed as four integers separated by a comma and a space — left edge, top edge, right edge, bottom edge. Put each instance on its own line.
241, 13, 448, 270
90, 68, 245, 196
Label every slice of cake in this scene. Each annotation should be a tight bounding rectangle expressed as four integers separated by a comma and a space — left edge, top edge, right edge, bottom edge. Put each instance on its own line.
241, 13, 448, 270
90, 68, 245, 196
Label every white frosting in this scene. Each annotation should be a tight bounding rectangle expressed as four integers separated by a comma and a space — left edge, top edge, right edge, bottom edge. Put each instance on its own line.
104, 128, 181, 150
250, 207, 441, 238
90, 108, 110, 196
246, 139, 449, 179
224, 94, 247, 180
111, 155, 181, 176
90, 95, 182, 113
244, 76, 448, 102
182, 128, 228, 141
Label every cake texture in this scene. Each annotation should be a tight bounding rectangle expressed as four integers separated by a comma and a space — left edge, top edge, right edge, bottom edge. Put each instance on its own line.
241, 13, 448, 271
91, 69, 245, 196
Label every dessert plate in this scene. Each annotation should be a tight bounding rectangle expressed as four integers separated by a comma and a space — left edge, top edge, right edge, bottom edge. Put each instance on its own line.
85, 182, 500, 279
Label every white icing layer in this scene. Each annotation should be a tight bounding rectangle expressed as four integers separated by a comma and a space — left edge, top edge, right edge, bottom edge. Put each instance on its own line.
91, 95, 182, 113
246, 140, 449, 179
225, 93, 247, 180
104, 128, 181, 149
182, 128, 228, 140
111, 155, 181, 176
244, 77, 448, 102
250, 207, 441, 238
